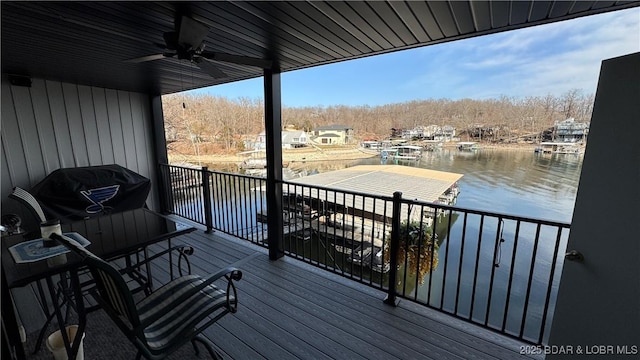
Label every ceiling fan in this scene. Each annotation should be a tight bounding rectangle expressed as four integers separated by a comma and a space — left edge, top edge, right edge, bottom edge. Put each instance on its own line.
125, 15, 272, 78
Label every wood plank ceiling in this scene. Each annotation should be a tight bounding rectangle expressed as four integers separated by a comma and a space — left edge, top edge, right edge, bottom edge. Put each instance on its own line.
2, 1, 638, 96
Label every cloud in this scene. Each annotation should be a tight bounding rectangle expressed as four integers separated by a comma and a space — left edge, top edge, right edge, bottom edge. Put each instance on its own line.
407, 7, 640, 100
496, 9, 640, 97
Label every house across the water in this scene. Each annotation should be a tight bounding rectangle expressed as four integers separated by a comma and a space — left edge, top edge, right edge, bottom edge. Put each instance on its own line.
311, 124, 354, 145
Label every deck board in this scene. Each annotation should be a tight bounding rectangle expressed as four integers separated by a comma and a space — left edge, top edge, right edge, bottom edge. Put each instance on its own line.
145, 229, 539, 360
21, 227, 541, 359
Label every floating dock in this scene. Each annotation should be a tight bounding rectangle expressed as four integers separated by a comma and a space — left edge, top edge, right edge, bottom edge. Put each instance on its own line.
286, 165, 463, 220
255, 165, 463, 272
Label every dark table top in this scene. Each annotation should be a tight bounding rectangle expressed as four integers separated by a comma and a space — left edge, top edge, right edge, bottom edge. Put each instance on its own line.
1, 208, 195, 288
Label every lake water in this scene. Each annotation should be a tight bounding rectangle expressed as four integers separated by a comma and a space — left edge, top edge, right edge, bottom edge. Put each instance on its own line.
298, 148, 583, 223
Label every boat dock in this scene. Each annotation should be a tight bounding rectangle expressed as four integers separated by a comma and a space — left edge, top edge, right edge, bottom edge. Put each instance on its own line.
534, 142, 583, 154
286, 165, 462, 206
254, 165, 463, 272
457, 141, 480, 151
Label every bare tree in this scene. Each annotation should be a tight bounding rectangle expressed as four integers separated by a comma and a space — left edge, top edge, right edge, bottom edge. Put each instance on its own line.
163, 90, 595, 155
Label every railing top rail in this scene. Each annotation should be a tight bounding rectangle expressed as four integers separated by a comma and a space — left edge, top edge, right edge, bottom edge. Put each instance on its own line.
400, 197, 571, 228
160, 163, 570, 228
162, 163, 203, 171
162, 163, 266, 181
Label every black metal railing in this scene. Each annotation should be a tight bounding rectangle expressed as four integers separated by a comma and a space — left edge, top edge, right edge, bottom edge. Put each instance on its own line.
158, 163, 570, 344
159, 164, 266, 241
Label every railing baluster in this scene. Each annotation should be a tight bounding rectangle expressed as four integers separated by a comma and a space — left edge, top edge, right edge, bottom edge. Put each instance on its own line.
368, 196, 377, 286
413, 204, 424, 301
469, 214, 485, 321
350, 194, 357, 276
318, 188, 327, 269
194, 169, 199, 221
182, 167, 188, 216
288, 184, 295, 258
343, 192, 351, 278
538, 227, 564, 344
305, 187, 312, 262
380, 197, 389, 286
240, 177, 246, 239
502, 220, 521, 333
334, 190, 341, 275
231, 174, 237, 234
440, 208, 454, 310
427, 204, 439, 303
485, 216, 503, 326
454, 212, 468, 315
358, 195, 365, 279
225, 174, 233, 234
520, 223, 542, 339
247, 177, 252, 240
324, 189, 335, 271
401, 201, 411, 298
188, 168, 196, 220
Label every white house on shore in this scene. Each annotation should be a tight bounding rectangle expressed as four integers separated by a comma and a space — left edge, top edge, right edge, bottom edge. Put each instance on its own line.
553, 118, 589, 142
312, 124, 354, 145
254, 130, 309, 150
281, 131, 308, 149
399, 125, 457, 142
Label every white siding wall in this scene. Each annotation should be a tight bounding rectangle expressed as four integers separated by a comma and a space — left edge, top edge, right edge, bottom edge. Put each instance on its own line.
1, 76, 160, 224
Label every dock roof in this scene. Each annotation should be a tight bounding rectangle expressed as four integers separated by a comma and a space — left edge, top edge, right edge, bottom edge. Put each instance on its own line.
288, 165, 462, 203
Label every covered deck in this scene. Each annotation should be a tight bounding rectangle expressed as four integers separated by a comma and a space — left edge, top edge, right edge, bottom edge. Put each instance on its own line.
3, 2, 638, 359
24, 225, 539, 360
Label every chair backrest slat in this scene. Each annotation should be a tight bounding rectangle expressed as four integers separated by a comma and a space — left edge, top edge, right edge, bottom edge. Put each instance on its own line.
95, 268, 132, 319
85, 256, 140, 328
9, 187, 47, 222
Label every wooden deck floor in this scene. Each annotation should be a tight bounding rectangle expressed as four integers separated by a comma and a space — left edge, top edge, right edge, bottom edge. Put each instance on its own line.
143, 228, 540, 360
17, 225, 542, 359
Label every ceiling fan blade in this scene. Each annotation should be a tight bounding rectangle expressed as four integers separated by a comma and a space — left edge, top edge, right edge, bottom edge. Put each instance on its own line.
200, 50, 272, 69
177, 15, 209, 49
124, 53, 168, 63
194, 58, 228, 79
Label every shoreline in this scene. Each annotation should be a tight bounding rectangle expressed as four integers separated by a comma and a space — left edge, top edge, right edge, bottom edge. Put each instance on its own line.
167, 143, 541, 166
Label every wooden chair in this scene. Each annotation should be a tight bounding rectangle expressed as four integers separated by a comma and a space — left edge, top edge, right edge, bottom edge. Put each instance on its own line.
56, 234, 242, 359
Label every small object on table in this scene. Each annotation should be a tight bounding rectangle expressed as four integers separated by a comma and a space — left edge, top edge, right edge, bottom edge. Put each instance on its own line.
40, 219, 62, 248
8, 233, 91, 264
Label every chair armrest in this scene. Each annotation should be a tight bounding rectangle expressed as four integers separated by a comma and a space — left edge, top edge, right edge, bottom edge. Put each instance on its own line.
137, 267, 242, 328
179, 266, 242, 297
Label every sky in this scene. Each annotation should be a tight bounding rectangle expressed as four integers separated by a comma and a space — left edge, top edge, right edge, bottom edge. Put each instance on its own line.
191, 7, 639, 108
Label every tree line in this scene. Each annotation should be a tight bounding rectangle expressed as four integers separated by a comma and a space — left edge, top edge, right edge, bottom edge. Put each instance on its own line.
163, 89, 593, 153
